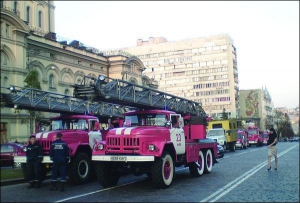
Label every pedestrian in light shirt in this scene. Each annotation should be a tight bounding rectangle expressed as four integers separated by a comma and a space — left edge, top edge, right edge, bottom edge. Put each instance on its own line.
267, 128, 278, 171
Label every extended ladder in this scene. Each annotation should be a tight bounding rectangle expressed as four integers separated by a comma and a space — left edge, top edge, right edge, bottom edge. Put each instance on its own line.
73, 75, 207, 117
0, 86, 132, 118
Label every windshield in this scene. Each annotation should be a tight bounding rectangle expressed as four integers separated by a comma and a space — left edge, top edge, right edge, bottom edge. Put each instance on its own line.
247, 130, 258, 135
238, 133, 243, 139
207, 129, 224, 137
51, 119, 88, 130
124, 114, 167, 127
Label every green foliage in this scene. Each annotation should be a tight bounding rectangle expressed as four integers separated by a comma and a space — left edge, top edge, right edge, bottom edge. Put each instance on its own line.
0, 168, 24, 180
14, 70, 42, 134
24, 70, 41, 89
220, 108, 228, 120
274, 110, 294, 138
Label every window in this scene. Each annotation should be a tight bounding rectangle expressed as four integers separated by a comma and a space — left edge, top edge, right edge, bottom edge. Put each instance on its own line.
38, 11, 42, 28
13, 1, 17, 14
49, 74, 55, 88
5, 24, 9, 38
26, 6, 30, 24
64, 89, 70, 95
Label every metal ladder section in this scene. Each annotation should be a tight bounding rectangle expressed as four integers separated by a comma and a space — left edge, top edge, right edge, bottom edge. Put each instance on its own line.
73, 75, 207, 116
0, 86, 132, 118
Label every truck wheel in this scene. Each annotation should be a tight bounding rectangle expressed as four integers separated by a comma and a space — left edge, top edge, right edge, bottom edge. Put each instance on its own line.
189, 150, 204, 177
204, 149, 213, 174
229, 143, 236, 152
151, 151, 174, 189
21, 163, 28, 181
68, 153, 91, 185
95, 162, 120, 188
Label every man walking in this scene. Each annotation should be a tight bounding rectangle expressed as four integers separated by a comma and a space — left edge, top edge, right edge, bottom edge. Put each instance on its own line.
25, 135, 43, 189
49, 133, 70, 192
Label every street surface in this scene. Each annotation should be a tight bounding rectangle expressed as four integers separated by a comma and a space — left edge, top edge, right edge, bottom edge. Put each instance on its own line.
1, 142, 299, 202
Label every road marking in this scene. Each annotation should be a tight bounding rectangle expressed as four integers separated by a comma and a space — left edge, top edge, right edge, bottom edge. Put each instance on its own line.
233, 151, 248, 156
249, 149, 260, 152
199, 145, 298, 202
55, 178, 148, 202
55, 167, 188, 202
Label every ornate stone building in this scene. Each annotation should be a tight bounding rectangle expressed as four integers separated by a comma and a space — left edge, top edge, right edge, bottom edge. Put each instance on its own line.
0, 1, 155, 143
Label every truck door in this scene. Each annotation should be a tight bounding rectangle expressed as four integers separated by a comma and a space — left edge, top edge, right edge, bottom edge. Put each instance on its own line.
170, 115, 185, 155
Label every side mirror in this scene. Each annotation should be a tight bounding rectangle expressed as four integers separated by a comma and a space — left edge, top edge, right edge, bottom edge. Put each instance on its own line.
166, 121, 171, 126
178, 117, 184, 128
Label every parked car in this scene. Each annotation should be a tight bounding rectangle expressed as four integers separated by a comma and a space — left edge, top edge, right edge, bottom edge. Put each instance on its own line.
217, 144, 225, 158
0, 142, 25, 168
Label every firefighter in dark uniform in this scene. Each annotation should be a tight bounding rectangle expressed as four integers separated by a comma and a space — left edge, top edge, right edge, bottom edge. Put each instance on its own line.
49, 132, 70, 192
25, 135, 43, 189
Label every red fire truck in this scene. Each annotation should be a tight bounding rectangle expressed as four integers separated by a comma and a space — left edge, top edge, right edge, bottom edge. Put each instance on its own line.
245, 123, 263, 147
72, 75, 219, 189
4, 83, 127, 185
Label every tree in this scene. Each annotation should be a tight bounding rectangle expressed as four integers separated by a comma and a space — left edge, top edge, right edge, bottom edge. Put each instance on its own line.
273, 110, 294, 138
220, 108, 228, 120
278, 113, 294, 138
15, 70, 42, 135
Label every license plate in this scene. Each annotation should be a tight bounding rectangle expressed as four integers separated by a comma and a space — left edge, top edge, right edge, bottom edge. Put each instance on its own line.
110, 156, 127, 161
249, 141, 254, 143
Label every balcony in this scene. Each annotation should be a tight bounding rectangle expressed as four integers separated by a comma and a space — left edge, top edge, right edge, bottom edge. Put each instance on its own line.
2, 6, 20, 17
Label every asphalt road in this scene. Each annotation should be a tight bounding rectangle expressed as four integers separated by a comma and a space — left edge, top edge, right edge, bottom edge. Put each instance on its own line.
1, 142, 299, 202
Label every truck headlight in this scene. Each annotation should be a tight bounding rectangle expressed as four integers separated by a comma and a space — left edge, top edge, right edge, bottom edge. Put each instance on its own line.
219, 140, 224, 145
148, 144, 155, 151
98, 144, 104, 150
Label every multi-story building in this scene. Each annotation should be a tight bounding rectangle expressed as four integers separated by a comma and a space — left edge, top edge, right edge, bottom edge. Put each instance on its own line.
0, 1, 154, 143
239, 88, 274, 131
119, 36, 240, 119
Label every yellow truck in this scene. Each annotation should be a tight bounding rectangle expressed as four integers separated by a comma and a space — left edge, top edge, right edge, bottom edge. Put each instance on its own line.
206, 119, 239, 152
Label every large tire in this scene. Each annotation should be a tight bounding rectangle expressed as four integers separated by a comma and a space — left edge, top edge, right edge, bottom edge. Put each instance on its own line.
204, 149, 213, 174
229, 142, 236, 152
189, 150, 204, 177
95, 162, 120, 188
151, 151, 174, 189
68, 153, 91, 185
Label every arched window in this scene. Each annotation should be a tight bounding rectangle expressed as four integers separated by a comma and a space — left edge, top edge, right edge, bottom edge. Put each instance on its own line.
129, 77, 137, 84
26, 6, 30, 24
38, 11, 42, 28
49, 74, 55, 88
76, 79, 81, 85
64, 89, 70, 96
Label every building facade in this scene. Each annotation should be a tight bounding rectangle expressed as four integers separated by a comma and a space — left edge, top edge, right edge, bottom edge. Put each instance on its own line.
0, 1, 154, 143
119, 36, 240, 119
239, 88, 274, 131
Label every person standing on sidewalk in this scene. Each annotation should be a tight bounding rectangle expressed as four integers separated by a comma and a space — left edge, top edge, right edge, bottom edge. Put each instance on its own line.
49, 133, 70, 192
267, 127, 278, 171
25, 135, 43, 189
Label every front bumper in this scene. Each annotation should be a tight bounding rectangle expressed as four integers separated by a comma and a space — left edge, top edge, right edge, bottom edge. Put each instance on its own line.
92, 155, 155, 162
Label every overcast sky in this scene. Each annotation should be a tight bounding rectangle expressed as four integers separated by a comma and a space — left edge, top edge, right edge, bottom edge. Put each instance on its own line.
54, 1, 299, 109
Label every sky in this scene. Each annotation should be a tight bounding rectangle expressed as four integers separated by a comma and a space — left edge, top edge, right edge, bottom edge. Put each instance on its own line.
54, 1, 299, 109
